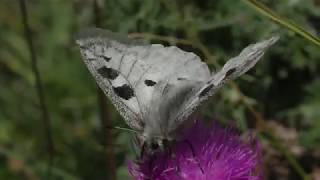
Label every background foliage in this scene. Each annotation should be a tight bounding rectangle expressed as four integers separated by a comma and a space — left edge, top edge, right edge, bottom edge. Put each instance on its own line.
0, 0, 320, 179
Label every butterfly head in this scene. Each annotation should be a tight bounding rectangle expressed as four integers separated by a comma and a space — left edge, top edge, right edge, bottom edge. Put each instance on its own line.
140, 135, 172, 156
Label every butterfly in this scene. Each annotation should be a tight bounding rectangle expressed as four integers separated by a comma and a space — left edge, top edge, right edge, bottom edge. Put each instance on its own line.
75, 28, 278, 154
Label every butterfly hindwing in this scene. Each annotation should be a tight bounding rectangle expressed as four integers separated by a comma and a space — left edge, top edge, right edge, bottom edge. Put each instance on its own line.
170, 36, 279, 132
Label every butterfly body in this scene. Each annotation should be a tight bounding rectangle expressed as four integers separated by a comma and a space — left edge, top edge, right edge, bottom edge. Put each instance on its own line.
76, 28, 278, 154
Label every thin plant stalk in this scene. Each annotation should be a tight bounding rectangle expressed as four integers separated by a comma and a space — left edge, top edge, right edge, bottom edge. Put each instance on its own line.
93, 0, 117, 179
243, 0, 320, 47
18, 0, 54, 179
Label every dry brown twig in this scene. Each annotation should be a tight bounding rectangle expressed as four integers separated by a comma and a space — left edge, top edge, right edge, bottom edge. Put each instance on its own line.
93, 0, 117, 179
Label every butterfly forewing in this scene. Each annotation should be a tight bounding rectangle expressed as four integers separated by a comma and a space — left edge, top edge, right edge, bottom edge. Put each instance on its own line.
76, 29, 145, 130
76, 28, 211, 132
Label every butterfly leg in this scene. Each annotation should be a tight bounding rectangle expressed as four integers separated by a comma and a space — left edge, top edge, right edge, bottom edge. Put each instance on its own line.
183, 140, 204, 174
140, 142, 147, 159
168, 143, 186, 178
147, 155, 155, 179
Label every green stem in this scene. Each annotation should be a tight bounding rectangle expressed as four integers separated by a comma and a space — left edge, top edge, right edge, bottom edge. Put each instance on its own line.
243, 0, 320, 47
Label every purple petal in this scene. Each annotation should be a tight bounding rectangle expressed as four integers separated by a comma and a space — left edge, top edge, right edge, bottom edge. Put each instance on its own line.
128, 120, 263, 180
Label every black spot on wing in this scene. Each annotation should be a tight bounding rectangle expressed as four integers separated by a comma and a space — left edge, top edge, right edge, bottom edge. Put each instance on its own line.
101, 55, 111, 62
113, 84, 134, 100
177, 77, 186, 80
144, 80, 156, 86
79, 45, 89, 51
199, 84, 214, 97
87, 58, 96, 61
224, 68, 237, 79
97, 66, 119, 80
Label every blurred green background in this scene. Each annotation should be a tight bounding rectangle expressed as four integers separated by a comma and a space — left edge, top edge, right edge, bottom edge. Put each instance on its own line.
1, 0, 320, 179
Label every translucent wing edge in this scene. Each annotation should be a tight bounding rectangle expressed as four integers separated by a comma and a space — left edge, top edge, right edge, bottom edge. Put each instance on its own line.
75, 27, 147, 46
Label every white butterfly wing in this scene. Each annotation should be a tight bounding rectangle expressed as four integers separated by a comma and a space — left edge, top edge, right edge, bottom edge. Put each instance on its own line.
170, 36, 279, 133
76, 29, 146, 130
76, 28, 211, 131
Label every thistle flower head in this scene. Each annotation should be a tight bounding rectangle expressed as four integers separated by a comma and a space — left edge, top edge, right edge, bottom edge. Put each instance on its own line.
128, 120, 262, 180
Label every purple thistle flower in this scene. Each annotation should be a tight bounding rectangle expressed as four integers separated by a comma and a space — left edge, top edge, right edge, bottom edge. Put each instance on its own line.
128, 120, 263, 180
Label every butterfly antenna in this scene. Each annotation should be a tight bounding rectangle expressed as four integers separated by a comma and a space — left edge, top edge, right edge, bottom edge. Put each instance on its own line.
107, 126, 139, 134
113, 126, 139, 134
